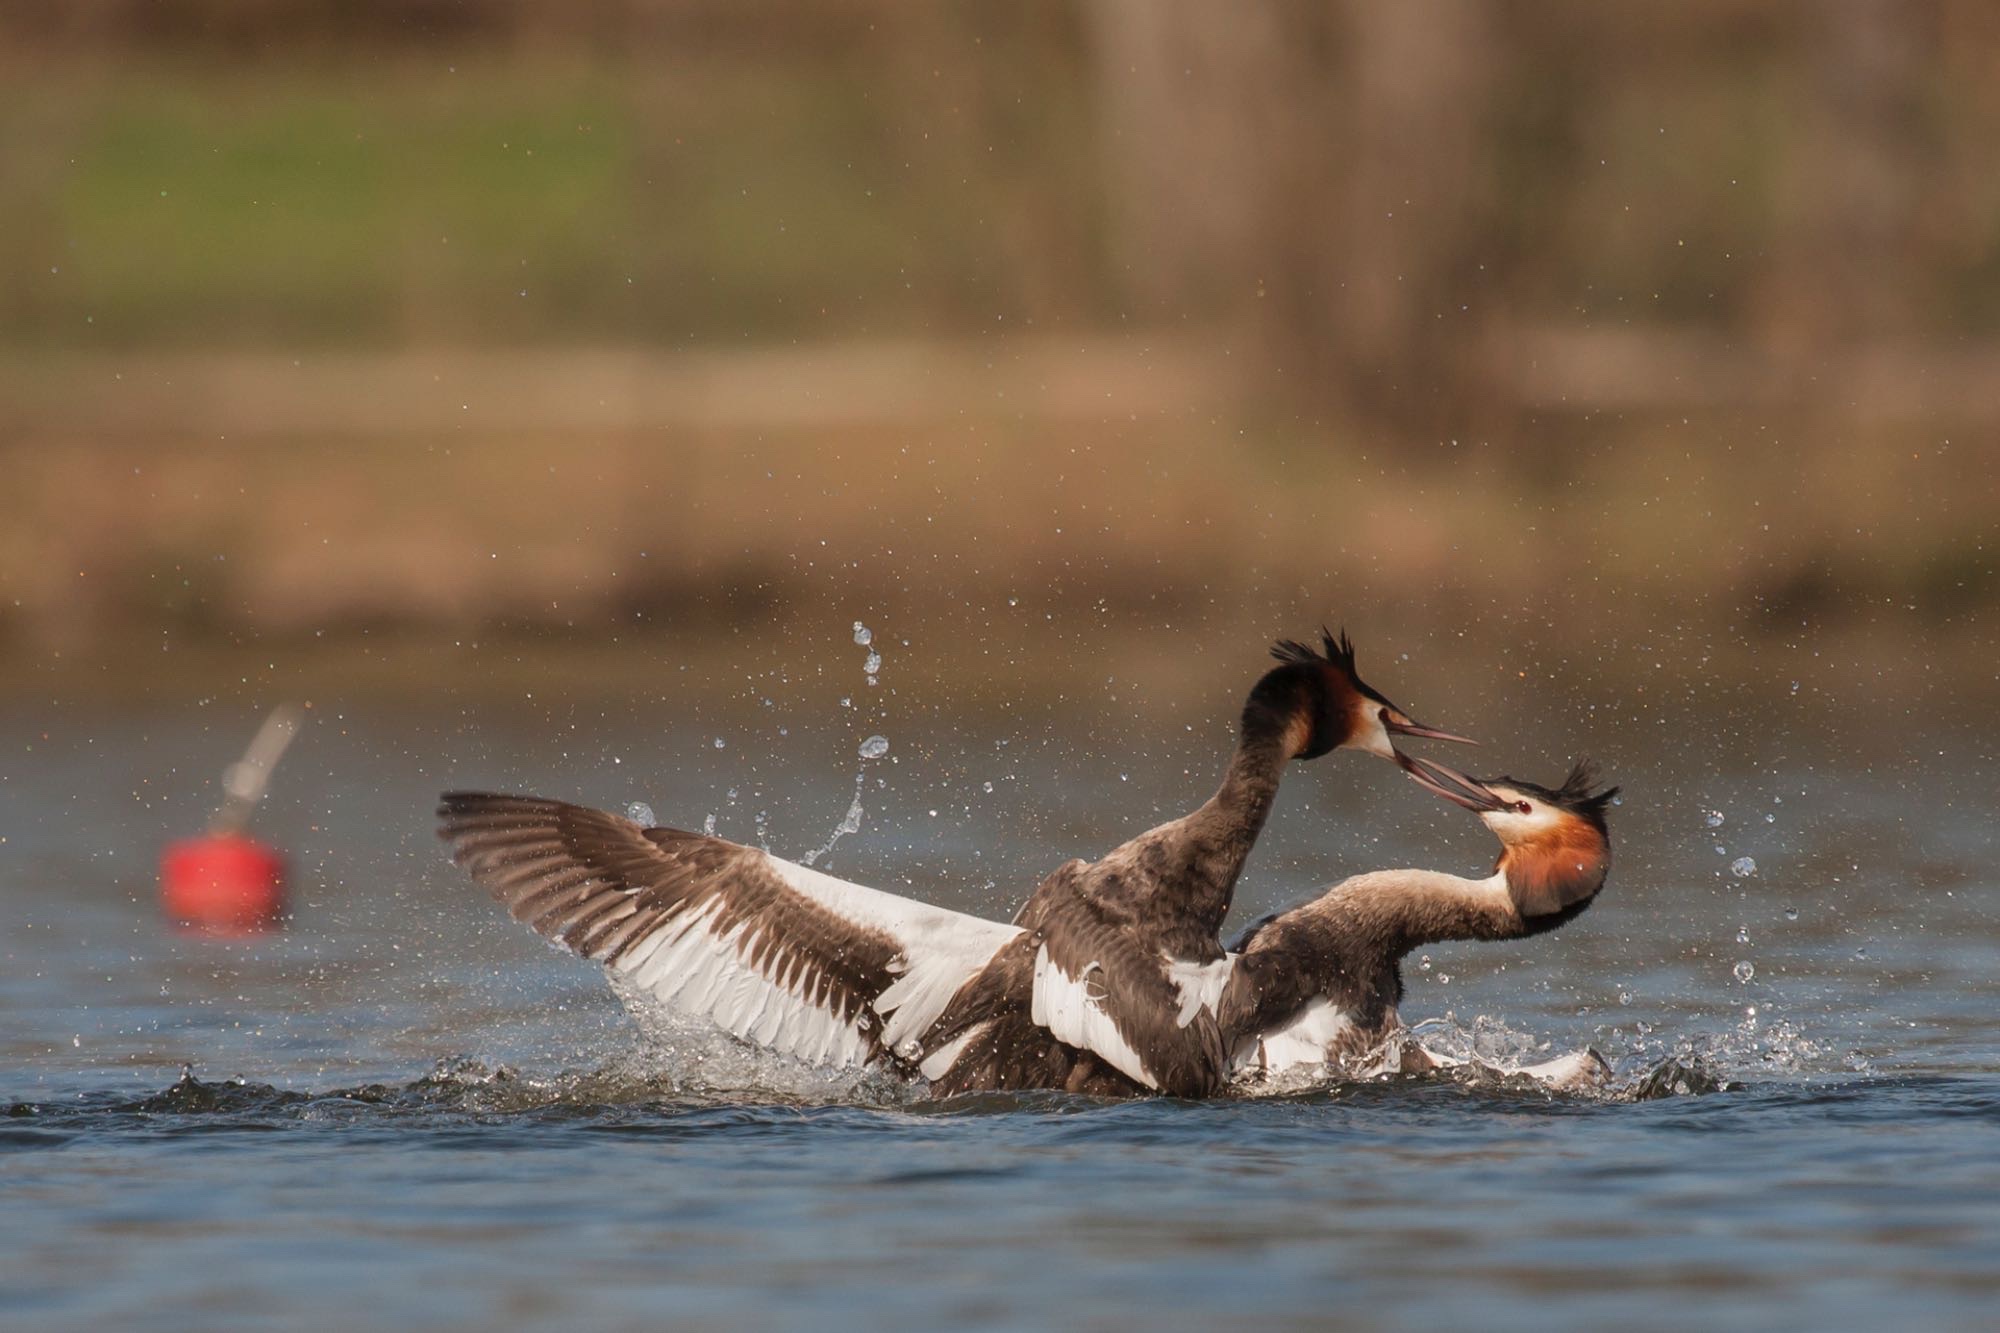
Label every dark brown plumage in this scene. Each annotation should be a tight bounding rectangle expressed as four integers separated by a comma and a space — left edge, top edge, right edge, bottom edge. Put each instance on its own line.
1216, 761, 1617, 1078
974, 632, 1445, 1091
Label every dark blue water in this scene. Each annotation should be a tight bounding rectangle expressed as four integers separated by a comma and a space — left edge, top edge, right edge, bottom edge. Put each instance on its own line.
9, 1069, 1996, 1329
4, 693, 1997, 1328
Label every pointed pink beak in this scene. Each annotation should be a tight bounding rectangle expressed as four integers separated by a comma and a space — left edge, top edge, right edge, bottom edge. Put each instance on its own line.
1384, 713, 1478, 746
1395, 752, 1510, 812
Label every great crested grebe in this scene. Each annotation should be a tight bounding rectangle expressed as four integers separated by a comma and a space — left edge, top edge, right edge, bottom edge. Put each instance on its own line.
436, 631, 1484, 1096
1217, 760, 1618, 1087
921, 630, 1488, 1097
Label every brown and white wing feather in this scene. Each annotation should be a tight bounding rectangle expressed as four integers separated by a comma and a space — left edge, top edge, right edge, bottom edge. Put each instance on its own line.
438, 792, 1021, 1068
1019, 869, 1229, 1097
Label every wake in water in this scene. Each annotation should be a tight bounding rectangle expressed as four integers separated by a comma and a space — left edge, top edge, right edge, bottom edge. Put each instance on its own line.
7, 993, 1814, 1133
601, 980, 1754, 1105
0, 1035, 1744, 1138
3, 983, 1822, 1133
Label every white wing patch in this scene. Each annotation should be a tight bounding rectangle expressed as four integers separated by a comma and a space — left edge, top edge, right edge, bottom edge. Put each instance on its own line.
915, 1021, 988, 1082
606, 850, 1019, 1070
1233, 996, 1357, 1076
1031, 943, 1154, 1090
614, 897, 869, 1067
1164, 954, 1234, 1029
763, 856, 1020, 1053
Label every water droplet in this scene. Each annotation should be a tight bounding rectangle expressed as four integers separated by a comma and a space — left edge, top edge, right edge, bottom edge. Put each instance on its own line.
863, 650, 882, 674
1617, 989, 1633, 1006
1732, 960, 1755, 983
1714, 844, 1728, 856
1764, 812, 1776, 823
852, 622, 872, 646
712, 737, 726, 749
858, 735, 889, 759
1609, 793, 1623, 806
982, 781, 994, 793
1730, 856, 1757, 878
625, 802, 656, 826
1437, 973, 1451, 985
702, 813, 717, 836
1783, 906, 1799, 921
1704, 810, 1725, 829
1418, 954, 1433, 972
1853, 946, 1868, 961
1736, 925, 1751, 945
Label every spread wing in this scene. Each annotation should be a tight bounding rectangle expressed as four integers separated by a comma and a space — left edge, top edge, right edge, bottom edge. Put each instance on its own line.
1018, 867, 1229, 1097
437, 792, 1021, 1068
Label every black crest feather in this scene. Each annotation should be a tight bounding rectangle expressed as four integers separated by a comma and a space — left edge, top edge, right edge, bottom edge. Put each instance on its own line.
1270, 626, 1356, 676
1492, 758, 1621, 832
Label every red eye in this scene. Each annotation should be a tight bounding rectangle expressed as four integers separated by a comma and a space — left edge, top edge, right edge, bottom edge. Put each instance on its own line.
1516, 801, 1533, 815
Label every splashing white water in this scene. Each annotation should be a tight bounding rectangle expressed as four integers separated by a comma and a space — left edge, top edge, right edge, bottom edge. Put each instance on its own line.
803, 628, 894, 867
605, 973, 919, 1104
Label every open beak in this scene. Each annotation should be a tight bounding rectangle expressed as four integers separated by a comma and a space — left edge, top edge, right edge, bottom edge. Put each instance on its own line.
1395, 752, 1511, 812
1383, 710, 1478, 746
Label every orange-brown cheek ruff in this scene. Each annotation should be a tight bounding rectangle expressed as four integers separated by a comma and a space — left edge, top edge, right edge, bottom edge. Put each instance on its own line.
1500, 827, 1611, 918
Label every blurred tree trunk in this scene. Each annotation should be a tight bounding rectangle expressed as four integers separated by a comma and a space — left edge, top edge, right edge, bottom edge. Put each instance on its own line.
1306, 2, 1497, 429
1083, 0, 1499, 429
1760, 0, 1931, 361
1081, 0, 1323, 313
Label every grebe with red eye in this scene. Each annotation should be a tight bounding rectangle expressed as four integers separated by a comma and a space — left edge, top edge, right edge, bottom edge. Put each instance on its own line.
436, 630, 1489, 1096
1216, 760, 1619, 1089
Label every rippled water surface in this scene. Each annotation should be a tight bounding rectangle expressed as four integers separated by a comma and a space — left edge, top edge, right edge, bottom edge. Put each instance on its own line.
3, 694, 1996, 1329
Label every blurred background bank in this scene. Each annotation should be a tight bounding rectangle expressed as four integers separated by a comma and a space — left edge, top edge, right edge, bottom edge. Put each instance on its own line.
1, 1, 1994, 717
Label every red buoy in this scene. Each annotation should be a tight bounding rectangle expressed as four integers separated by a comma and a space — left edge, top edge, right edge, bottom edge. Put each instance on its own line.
161, 703, 304, 935
161, 832, 287, 934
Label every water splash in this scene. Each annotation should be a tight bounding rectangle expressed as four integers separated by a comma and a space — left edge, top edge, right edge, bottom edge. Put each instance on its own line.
608, 975, 920, 1104
803, 627, 895, 866
804, 772, 869, 867
1397, 1012, 1810, 1101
